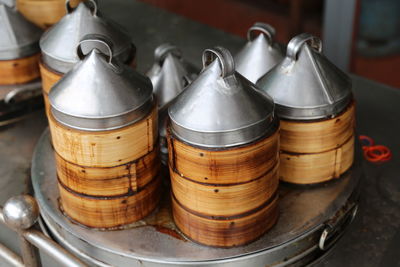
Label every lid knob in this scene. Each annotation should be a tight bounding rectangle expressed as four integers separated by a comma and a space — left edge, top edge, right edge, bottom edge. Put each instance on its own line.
76, 33, 114, 64
202, 46, 235, 79
247, 22, 276, 44
154, 43, 181, 64
286, 33, 322, 61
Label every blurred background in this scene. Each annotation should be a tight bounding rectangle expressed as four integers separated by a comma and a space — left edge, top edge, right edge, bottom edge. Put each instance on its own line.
137, 0, 400, 88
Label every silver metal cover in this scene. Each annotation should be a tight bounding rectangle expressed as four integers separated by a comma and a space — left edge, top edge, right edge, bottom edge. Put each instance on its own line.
49, 36, 153, 131
257, 33, 352, 120
147, 43, 198, 109
234, 22, 284, 84
169, 46, 275, 148
40, 0, 134, 74
0, 2, 42, 60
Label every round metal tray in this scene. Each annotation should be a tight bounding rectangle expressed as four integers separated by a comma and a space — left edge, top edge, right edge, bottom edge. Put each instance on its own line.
32, 130, 362, 267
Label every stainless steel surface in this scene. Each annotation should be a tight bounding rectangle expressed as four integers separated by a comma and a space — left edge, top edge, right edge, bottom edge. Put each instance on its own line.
0, 2, 42, 60
3, 195, 39, 230
257, 33, 353, 120
40, 0, 134, 74
49, 36, 153, 131
146, 43, 198, 164
0, 242, 23, 267
169, 46, 276, 148
32, 129, 361, 266
234, 22, 283, 83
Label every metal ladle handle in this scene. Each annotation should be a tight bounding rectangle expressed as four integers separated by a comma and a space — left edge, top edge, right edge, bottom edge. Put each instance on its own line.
66, 0, 98, 15
202, 46, 235, 78
154, 43, 181, 64
76, 34, 113, 64
286, 33, 322, 61
247, 22, 275, 44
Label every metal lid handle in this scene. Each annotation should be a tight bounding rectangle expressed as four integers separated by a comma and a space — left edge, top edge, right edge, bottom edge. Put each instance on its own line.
202, 46, 235, 78
154, 43, 181, 64
76, 34, 113, 64
66, 0, 98, 15
286, 33, 322, 61
247, 22, 275, 44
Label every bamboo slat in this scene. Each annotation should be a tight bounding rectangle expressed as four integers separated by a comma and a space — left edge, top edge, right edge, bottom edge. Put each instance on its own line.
170, 164, 278, 216
59, 176, 161, 228
39, 62, 62, 115
167, 130, 280, 184
0, 54, 40, 85
48, 106, 158, 167
280, 102, 355, 154
280, 135, 355, 184
55, 147, 160, 196
16, 0, 83, 28
172, 194, 279, 247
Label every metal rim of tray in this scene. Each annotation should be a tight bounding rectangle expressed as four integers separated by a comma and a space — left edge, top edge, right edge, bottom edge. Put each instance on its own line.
32, 129, 362, 266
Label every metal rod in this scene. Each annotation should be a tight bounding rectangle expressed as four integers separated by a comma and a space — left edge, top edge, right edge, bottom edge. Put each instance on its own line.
18, 236, 41, 267
23, 230, 87, 267
0, 243, 24, 267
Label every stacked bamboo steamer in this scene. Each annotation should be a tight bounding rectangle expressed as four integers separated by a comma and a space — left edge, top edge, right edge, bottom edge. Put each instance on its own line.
39, 0, 136, 115
168, 47, 280, 247
0, 1, 42, 86
48, 35, 160, 228
16, 0, 83, 29
234, 22, 284, 83
146, 44, 198, 165
257, 33, 355, 184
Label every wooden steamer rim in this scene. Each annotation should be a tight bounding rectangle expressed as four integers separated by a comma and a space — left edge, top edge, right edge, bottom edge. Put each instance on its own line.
0, 53, 41, 85
32, 130, 362, 266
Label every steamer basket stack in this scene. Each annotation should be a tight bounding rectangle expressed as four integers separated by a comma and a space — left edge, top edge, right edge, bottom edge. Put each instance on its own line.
167, 47, 280, 247
0, 2, 41, 86
48, 36, 160, 228
234, 22, 284, 83
39, 0, 136, 115
257, 33, 355, 184
0, 0, 43, 124
146, 44, 198, 166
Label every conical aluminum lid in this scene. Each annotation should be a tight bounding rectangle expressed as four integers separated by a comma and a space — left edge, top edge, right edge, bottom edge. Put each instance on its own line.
49, 35, 153, 131
146, 43, 198, 109
40, 0, 134, 74
234, 22, 284, 84
169, 46, 276, 148
257, 33, 352, 120
0, 1, 42, 60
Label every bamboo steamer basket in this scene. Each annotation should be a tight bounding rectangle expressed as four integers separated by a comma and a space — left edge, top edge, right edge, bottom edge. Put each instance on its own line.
257, 33, 355, 184
16, 0, 83, 29
48, 36, 160, 228
168, 47, 280, 247
234, 22, 284, 84
0, 2, 42, 85
146, 44, 198, 165
39, 0, 136, 115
